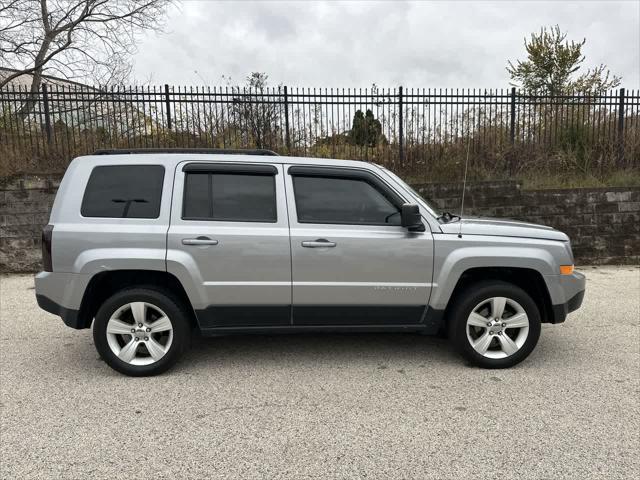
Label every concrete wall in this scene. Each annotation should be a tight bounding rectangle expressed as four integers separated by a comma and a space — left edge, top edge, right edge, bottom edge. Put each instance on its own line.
1, 175, 638, 272
414, 180, 640, 265
1, 175, 61, 272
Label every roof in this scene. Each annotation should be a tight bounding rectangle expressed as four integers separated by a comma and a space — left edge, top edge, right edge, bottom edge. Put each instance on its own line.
74, 152, 375, 170
0, 67, 94, 89
93, 148, 279, 156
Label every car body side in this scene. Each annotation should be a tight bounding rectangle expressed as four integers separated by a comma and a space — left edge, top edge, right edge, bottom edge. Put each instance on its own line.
35, 153, 586, 333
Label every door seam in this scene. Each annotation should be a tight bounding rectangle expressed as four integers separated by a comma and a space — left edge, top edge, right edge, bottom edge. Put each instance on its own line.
280, 163, 295, 325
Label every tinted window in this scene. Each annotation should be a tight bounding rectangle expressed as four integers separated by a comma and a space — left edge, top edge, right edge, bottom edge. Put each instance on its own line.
81, 165, 164, 218
183, 173, 277, 222
183, 173, 210, 218
293, 176, 401, 225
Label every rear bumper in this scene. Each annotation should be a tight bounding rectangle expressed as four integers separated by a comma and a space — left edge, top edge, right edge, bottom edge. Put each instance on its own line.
36, 294, 82, 329
34, 271, 91, 329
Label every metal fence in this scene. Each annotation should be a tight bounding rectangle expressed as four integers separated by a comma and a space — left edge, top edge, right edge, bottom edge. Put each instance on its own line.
1, 84, 638, 179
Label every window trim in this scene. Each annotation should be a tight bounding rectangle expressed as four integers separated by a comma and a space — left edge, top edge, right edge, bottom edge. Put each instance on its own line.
182, 162, 277, 175
80, 164, 165, 219
288, 166, 406, 227
181, 170, 278, 223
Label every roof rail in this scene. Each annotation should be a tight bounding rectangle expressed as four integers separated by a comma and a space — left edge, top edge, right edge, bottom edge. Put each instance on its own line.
93, 148, 280, 156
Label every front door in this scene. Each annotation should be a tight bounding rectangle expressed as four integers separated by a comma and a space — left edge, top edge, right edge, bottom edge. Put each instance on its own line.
167, 161, 291, 329
285, 166, 434, 326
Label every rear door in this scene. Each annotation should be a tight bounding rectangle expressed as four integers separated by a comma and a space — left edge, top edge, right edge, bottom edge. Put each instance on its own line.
167, 162, 291, 329
285, 166, 434, 326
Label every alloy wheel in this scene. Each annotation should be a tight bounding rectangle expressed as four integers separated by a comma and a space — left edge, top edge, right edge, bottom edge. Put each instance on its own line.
466, 296, 530, 359
105, 302, 174, 366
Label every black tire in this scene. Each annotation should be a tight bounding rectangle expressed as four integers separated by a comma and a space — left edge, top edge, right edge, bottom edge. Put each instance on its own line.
447, 280, 541, 369
93, 287, 191, 376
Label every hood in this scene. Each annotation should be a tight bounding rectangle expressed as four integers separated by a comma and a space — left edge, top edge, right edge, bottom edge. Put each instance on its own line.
438, 217, 569, 242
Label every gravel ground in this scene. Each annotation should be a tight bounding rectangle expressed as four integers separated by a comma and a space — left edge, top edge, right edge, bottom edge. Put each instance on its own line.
1, 267, 639, 479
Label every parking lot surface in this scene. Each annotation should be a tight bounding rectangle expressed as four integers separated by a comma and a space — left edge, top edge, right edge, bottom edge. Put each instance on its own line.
1, 267, 639, 479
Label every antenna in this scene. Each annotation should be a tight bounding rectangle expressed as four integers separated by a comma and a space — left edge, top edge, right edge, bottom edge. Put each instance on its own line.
457, 134, 472, 238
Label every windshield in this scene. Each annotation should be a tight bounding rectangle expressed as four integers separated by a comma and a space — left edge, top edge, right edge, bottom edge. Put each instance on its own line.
379, 167, 439, 217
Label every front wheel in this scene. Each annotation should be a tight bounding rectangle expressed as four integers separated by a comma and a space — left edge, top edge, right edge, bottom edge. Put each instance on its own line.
93, 288, 191, 376
448, 281, 541, 368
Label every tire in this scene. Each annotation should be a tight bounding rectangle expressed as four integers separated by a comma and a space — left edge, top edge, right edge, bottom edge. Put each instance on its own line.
93, 287, 191, 376
447, 280, 541, 369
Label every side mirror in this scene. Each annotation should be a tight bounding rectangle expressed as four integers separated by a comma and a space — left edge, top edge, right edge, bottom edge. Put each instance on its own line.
401, 203, 424, 231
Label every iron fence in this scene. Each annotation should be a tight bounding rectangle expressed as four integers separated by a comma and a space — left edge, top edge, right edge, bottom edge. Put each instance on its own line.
1, 84, 638, 179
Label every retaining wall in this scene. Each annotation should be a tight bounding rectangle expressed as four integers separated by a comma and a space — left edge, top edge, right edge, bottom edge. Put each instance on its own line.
1, 175, 638, 272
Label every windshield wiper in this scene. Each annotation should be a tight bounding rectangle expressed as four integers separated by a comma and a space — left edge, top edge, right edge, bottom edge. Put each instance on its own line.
437, 211, 461, 223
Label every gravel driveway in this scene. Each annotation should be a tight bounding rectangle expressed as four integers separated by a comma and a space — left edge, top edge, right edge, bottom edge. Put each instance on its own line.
1, 267, 639, 479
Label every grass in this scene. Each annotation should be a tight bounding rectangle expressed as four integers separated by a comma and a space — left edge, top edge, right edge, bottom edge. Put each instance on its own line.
1, 130, 639, 191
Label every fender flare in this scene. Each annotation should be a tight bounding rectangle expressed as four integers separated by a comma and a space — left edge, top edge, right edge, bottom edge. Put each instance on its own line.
429, 245, 556, 310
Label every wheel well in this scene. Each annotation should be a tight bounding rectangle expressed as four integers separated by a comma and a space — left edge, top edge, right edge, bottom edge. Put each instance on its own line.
446, 267, 553, 323
77, 270, 196, 329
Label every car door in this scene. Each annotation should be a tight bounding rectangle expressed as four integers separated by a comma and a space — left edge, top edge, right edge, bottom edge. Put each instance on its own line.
285, 165, 434, 326
167, 161, 292, 329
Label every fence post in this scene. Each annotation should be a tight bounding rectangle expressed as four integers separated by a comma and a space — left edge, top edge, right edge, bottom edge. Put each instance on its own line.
164, 84, 172, 130
509, 87, 516, 145
42, 83, 52, 145
618, 88, 625, 165
284, 86, 291, 152
398, 86, 404, 166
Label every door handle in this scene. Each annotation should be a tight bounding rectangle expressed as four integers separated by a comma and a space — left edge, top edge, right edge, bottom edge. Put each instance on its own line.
301, 239, 337, 248
182, 237, 219, 246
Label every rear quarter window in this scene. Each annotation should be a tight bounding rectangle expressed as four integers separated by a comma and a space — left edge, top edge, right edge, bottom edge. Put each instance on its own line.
81, 165, 165, 218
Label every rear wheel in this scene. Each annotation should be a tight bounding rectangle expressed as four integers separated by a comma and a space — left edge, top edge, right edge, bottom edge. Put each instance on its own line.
448, 281, 541, 368
93, 288, 190, 376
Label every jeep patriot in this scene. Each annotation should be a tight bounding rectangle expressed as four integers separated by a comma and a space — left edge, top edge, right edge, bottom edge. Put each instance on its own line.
35, 149, 586, 376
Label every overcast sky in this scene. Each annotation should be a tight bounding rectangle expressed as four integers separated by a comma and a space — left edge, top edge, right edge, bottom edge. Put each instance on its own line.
132, 0, 640, 88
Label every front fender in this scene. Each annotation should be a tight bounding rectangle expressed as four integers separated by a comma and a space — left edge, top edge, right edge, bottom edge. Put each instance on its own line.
429, 235, 564, 310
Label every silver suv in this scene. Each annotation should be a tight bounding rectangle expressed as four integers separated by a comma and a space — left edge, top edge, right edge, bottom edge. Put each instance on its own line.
35, 149, 586, 376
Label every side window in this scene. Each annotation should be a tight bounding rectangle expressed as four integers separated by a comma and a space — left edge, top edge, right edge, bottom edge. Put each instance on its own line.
81, 165, 165, 218
292, 175, 401, 225
183, 172, 277, 222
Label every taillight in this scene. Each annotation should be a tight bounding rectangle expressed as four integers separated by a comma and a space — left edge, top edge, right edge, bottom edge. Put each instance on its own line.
41, 224, 54, 272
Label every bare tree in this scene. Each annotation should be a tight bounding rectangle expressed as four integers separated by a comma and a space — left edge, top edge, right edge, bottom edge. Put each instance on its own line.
0, 0, 174, 94
231, 72, 283, 149
0, 1, 38, 62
